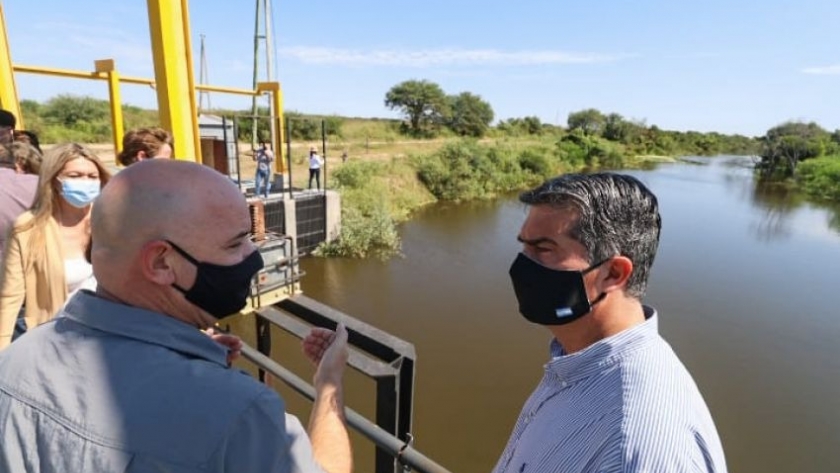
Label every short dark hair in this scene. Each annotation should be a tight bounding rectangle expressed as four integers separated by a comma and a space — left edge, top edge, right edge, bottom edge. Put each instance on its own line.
13, 130, 41, 154
0, 109, 16, 128
519, 172, 662, 298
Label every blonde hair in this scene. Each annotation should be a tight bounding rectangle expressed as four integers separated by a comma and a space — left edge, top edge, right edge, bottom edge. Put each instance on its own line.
15, 143, 111, 268
117, 127, 174, 166
10, 142, 42, 175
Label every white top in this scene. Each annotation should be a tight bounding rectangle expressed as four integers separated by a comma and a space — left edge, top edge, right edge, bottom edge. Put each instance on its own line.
65, 258, 94, 294
309, 154, 323, 169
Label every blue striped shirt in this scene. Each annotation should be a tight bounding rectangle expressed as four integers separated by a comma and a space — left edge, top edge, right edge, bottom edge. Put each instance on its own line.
492, 307, 727, 473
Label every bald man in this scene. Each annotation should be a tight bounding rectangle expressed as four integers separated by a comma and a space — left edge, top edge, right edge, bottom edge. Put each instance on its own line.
0, 160, 352, 473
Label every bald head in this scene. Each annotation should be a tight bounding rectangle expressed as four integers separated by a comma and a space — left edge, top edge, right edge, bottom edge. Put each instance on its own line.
93, 160, 245, 247
91, 160, 255, 323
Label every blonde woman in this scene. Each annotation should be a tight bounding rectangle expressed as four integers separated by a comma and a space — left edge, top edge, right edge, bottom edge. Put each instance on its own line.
0, 143, 111, 349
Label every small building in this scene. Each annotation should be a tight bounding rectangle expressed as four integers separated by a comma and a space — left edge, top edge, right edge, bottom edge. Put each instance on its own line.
198, 114, 237, 176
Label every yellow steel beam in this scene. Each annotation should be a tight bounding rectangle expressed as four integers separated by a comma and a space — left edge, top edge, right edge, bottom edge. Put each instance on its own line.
179, 0, 201, 161
94, 59, 124, 154
0, 3, 22, 128
14, 64, 104, 81
15, 65, 260, 93
15, 64, 155, 86
146, 0, 198, 161
257, 82, 285, 173
196, 84, 260, 96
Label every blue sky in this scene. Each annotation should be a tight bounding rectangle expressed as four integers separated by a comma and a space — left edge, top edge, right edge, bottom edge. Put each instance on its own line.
4, 0, 839, 136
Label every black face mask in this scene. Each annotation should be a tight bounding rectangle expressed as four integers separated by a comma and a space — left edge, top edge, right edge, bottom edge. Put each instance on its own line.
167, 240, 264, 318
508, 253, 608, 326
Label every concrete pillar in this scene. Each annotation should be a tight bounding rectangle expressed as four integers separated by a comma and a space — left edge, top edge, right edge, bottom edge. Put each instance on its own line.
282, 197, 297, 244
324, 190, 341, 243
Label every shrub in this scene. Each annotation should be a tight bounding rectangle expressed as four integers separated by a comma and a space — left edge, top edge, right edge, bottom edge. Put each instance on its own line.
518, 149, 553, 177
332, 161, 384, 189
315, 205, 400, 258
796, 155, 840, 200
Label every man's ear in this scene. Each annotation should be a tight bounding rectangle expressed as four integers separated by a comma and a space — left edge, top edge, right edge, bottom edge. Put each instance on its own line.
599, 256, 634, 294
139, 240, 178, 286
137, 150, 147, 160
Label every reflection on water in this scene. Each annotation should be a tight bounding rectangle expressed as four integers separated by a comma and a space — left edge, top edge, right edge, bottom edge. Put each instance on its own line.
290, 156, 840, 473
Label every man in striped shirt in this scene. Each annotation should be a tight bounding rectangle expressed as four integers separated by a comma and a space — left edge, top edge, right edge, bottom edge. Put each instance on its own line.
496, 173, 727, 473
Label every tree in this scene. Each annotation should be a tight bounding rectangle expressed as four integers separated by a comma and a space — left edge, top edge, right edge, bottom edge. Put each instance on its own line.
602, 113, 631, 142
385, 80, 449, 137
522, 116, 543, 135
759, 121, 829, 178
567, 108, 605, 135
42, 95, 109, 128
497, 116, 542, 136
446, 92, 494, 137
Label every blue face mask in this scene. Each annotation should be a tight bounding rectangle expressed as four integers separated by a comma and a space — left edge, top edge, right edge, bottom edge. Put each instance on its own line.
60, 178, 100, 208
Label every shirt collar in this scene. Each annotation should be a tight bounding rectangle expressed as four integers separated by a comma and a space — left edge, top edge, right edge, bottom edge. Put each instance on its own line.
546, 305, 658, 383
62, 291, 229, 368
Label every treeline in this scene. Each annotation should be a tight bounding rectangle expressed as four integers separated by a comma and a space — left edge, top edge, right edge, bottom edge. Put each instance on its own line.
383, 80, 760, 158
16, 95, 354, 144
19, 93, 760, 162
19, 96, 159, 143
756, 121, 840, 200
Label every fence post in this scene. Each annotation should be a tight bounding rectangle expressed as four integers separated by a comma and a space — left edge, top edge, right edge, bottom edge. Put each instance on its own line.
321, 119, 327, 191
287, 118, 293, 199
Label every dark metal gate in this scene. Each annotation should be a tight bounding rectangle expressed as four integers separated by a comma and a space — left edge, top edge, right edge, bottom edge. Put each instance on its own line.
295, 193, 326, 254
262, 199, 286, 235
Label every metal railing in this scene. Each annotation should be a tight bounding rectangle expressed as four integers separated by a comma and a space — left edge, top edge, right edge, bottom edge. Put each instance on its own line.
235, 295, 453, 473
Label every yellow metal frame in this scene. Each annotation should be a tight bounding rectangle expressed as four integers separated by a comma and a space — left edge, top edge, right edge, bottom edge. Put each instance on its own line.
238, 283, 301, 317
94, 60, 124, 154
257, 81, 286, 173
146, 0, 198, 160
2, 0, 286, 173
0, 3, 22, 127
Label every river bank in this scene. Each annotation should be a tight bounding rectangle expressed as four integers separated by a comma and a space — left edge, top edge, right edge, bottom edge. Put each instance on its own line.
315, 139, 682, 258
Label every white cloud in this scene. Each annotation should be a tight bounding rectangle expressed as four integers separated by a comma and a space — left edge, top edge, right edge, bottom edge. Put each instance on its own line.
802, 64, 840, 75
278, 46, 629, 67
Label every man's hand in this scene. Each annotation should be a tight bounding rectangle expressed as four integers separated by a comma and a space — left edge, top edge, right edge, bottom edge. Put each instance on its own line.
303, 323, 349, 389
204, 328, 243, 366
303, 324, 352, 473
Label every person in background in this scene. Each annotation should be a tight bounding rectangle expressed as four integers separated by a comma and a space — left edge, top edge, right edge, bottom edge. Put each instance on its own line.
0, 109, 16, 146
253, 140, 274, 198
308, 145, 324, 190
0, 143, 111, 350
0, 146, 37, 258
0, 160, 352, 473
494, 173, 727, 473
13, 130, 42, 155
116, 127, 174, 166
9, 142, 42, 175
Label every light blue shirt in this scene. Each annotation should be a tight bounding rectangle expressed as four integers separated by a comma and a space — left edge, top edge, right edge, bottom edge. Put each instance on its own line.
0, 291, 324, 473
492, 307, 727, 473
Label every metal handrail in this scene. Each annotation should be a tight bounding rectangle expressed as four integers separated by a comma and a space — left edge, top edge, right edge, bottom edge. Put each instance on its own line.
240, 344, 454, 473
